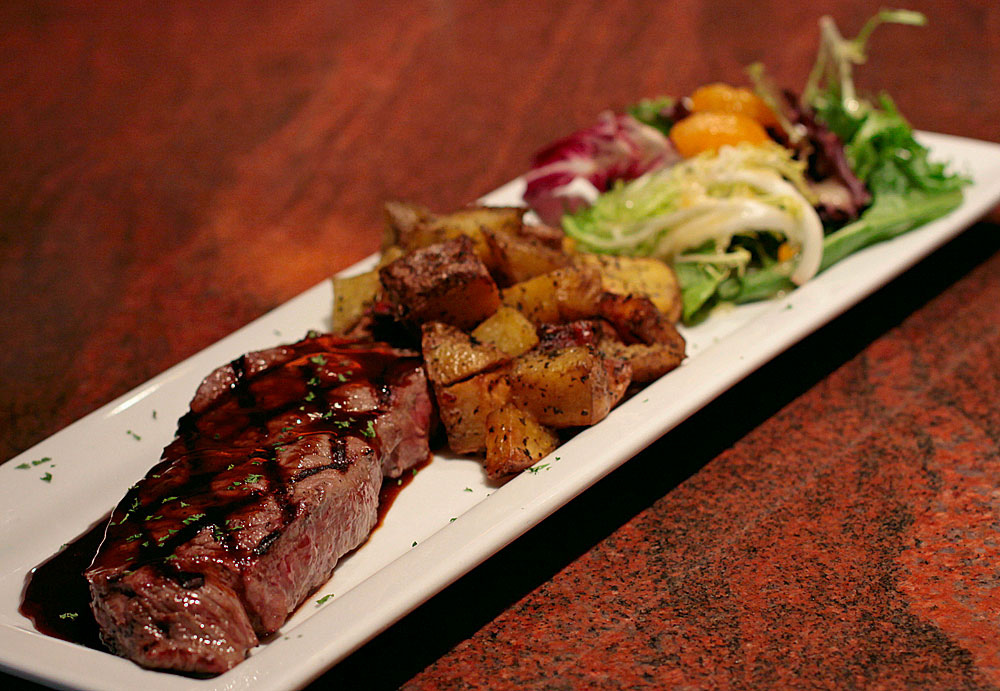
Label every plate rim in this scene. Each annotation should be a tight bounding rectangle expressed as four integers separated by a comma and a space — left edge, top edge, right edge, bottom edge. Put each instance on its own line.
2, 131, 1000, 691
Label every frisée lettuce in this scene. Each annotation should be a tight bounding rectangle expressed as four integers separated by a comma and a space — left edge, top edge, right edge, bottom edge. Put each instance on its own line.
563, 142, 824, 322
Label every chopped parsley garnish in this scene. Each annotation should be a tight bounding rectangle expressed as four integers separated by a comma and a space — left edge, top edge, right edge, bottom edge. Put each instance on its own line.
528, 464, 550, 474
463, 487, 473, 492
15, 463, 29, 469
125, 533, 143, 542
144, 514, 163, 521
336, 373, 348, 382
126, 430, 141, 441
315, 593, 335, 606
182, 513, 206, 525
309, 354, 328, 366
361, 420, 376, 438
40, 472, 53, 483
411, 541, 418, 547
58, 612, 78, 620
304, 391, 316, 402
32, 457, 51, 466
160, 495, 178, 504
307, 377, 321, 387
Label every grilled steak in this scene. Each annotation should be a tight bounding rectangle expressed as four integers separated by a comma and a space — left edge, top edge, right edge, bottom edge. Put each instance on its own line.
85, 334, 432, 674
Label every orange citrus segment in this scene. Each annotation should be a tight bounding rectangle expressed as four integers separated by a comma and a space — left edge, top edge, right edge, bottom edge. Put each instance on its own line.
670, 111, 770, 158
689, 83, 779, 127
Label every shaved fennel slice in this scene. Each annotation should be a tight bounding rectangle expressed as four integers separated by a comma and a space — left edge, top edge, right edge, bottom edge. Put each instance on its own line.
563, 143, 824, 285
711, 170, 823, 284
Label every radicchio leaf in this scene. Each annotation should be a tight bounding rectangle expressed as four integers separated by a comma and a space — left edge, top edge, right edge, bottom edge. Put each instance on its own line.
523, 112, 679, 225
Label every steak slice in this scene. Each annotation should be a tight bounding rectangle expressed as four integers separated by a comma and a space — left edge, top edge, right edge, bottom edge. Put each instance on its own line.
85, 335, 432, 674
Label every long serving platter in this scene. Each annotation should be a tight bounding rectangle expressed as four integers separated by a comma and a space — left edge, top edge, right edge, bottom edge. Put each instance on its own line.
1, 132, 999, 691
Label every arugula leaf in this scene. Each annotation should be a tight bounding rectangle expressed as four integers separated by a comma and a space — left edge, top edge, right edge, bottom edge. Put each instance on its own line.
820, 189, 964, 270
804, 11, 969, 271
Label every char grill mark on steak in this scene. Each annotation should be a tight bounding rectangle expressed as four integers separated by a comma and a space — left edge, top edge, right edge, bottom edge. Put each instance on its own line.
85, 335, 432, 674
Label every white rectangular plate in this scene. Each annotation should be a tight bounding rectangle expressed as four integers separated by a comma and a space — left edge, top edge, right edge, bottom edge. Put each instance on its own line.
2, 132, 999, 691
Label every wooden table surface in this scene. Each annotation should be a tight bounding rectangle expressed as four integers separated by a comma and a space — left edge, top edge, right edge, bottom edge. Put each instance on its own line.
3, 1, 999, 689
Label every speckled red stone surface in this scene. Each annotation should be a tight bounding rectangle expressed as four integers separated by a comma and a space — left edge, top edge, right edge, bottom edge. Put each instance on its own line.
376, 226, 1000, 690
3, 3, 1000, 689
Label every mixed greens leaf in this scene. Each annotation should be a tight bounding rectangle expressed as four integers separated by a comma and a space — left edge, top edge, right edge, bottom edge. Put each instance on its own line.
803, 10, 969, 272
525, 9, 971, 324
563, 143, 823, 322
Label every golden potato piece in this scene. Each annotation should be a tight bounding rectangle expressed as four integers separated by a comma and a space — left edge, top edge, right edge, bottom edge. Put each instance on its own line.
379, 235, 500, 330
435, 369, 511, 454
517, 222, 566, 250
509, 346, 630, 428
383, 200, 432, 249
483, 227, 572, 284
500, 266, 603, 325
377, 244, 407, 268
383, 201, 524, 270
598, 293, 686, 349
421, 321, 509, 386
332, 270, 380, 335
577, 253, 683, 323
484, 404, 560, 479
599, 340, 684, 383
470, 306, 538, 358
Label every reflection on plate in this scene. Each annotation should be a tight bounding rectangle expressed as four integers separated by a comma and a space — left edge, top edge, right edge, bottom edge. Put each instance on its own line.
1, 132, 999, 691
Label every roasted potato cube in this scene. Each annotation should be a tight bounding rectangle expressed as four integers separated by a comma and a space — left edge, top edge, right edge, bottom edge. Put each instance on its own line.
598, 340, 685, 383
594, 293, 686, 381
536, 319, 614, 350
429, 205, 524, 239
577, 253, 683, 323
383, 202, 524, 270
598, 292, 686, 350
377, 244, 407, 268
484, 404, 560, 478
500, 266, 603, 325
332, 270, 381, 335
483, 227, 572, 284
383, 200, 432, 249
379, 235, 500, 329
435, 369, 511, 454
470, 306, 538, 358
422, 321, 509, 386
509, 346, 630, 427
517, 222, 566, 250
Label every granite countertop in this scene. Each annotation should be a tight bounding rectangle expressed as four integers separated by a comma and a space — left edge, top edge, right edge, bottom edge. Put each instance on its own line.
2, 1, 998, 689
